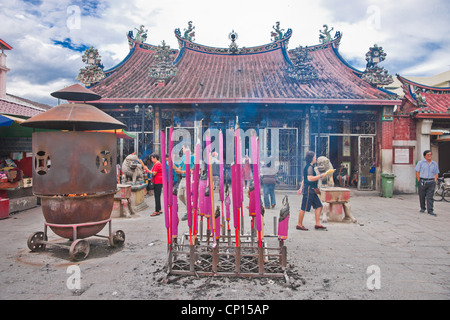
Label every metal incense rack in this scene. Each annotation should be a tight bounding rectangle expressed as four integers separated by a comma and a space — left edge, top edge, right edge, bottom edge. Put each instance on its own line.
167, 219, 288, 280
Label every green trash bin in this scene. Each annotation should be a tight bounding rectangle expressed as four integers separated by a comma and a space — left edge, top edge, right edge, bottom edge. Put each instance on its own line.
381, 172, 395, 198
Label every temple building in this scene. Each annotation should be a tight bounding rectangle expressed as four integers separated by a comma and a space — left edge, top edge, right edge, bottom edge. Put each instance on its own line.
392, 75, 450, 193
76, 22, 402, 190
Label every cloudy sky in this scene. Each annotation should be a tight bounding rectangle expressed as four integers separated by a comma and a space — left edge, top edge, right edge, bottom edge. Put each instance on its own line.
1, 0, 449, 106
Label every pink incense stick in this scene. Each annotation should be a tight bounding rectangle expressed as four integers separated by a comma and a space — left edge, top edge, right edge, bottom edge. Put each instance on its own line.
248, 186, 255, 217
168, 127, 174, 207
251, 135, 262, 232
219, 130, 224, 202
230, 164, 240, 246
205, 134, 216, 244
251, 135, 262, 248
185, 150, 192, 239
278, 196, 290, 241
192, 143, 201, 239
160, 130, 171, 244
172, 193, 178, 239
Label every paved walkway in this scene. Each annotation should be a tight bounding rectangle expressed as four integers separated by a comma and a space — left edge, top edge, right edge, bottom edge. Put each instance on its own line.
0, 188, 449, 300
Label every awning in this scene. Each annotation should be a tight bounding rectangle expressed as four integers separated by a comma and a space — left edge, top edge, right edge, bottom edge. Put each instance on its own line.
0, 113, 54, 137
85, 129, 136, 140
431, 129, 450, 135
0, 114, 13, 127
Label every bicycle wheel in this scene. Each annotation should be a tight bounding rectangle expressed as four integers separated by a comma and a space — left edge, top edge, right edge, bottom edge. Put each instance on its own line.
433, 184, 444, 201
443, 188, 450, 202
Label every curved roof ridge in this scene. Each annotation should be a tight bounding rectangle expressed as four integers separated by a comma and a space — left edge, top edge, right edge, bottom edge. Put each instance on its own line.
103, 45, 136, 75
126, 32, 160, 51
174, 28, 293, 56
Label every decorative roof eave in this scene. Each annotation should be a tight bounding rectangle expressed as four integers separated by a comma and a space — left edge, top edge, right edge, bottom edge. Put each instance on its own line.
88, 97, 401, 106
397, 74, 450, 92
413, 112, 450, 119
174, 27, 293, 56
0, 39, 13, 51
397, 75, 450, 118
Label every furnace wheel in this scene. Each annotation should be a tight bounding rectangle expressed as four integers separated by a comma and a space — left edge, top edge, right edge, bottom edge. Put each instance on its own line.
27, 232, 47, 252
69, 239, 90, 261
110, 230, 125, 247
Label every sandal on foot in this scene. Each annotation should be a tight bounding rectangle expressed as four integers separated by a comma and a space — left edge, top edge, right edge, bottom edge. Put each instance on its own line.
151, 212, 160, 216
296, 225, 309, 231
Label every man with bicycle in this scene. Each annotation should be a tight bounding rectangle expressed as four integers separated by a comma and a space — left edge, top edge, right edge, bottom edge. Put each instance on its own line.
415, 150, 440, 216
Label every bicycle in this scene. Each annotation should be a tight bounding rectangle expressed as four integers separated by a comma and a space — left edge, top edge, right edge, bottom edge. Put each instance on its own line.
433, 176, 450, 202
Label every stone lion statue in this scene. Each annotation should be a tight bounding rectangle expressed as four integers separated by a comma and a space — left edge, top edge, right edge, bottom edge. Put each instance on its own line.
121, 154, 144, 184
315, 156, 334, 187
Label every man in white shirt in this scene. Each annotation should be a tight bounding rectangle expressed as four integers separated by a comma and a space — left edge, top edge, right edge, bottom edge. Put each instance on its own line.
415, 150, 440, 216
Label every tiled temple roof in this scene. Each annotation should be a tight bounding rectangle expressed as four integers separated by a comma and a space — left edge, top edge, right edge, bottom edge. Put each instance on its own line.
88, 30, 399, 105
397, 75, 450, 119
0, 94, 49, 117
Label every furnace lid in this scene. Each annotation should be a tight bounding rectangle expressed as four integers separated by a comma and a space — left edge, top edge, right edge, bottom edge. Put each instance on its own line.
50, 83, 101, 102
21, 103, 126, 130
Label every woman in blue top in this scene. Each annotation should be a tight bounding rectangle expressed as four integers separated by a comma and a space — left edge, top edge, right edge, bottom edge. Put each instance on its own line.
296, 151, 334, 231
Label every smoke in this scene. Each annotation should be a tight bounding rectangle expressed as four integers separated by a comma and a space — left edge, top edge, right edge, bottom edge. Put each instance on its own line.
169, 126, 280, 175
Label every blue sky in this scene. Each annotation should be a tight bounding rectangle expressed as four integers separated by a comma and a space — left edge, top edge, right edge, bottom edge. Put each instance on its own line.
1, 0, 449, 106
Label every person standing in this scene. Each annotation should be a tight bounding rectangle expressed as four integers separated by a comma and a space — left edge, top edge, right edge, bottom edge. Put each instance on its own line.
415, 150, 439, 216
178, 145, 195, 221
242, 153, 253, 189
296, 151, 334, 231
261, 162, 277, 209
149, 153, 163, 216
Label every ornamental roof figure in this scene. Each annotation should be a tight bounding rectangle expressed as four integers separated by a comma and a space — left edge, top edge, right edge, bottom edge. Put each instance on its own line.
148, 40, 178, 83
362, 44, 393, 87
271, 22, 285, 42
319, 25, 334, 44
135, 25, 148, 43
76, 46, 105, 87
183, 21, 195, 42
287, 45, 318, 83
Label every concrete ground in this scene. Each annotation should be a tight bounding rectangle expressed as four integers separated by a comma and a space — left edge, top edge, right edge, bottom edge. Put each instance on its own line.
0, 188, 449, 301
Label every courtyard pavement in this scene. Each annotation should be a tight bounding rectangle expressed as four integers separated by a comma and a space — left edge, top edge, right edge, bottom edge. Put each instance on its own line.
0, 187, 449, 301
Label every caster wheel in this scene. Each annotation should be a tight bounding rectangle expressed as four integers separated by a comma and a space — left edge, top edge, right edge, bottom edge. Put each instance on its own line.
27, 232, 47, 252
70, 239, 90, 261
110, 230, 125, 247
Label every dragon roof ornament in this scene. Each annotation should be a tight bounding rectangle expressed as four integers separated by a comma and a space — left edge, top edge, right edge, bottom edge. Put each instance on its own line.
319, 25, 334, 44
271, 21, 286, 42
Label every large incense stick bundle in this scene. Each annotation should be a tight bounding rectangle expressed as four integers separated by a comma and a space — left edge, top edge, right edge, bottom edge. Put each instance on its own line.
160, 130, 171, 245
251, 135, 262, 247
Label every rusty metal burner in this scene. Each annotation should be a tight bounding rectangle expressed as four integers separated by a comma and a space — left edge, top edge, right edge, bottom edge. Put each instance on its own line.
22, 85, 127, 260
